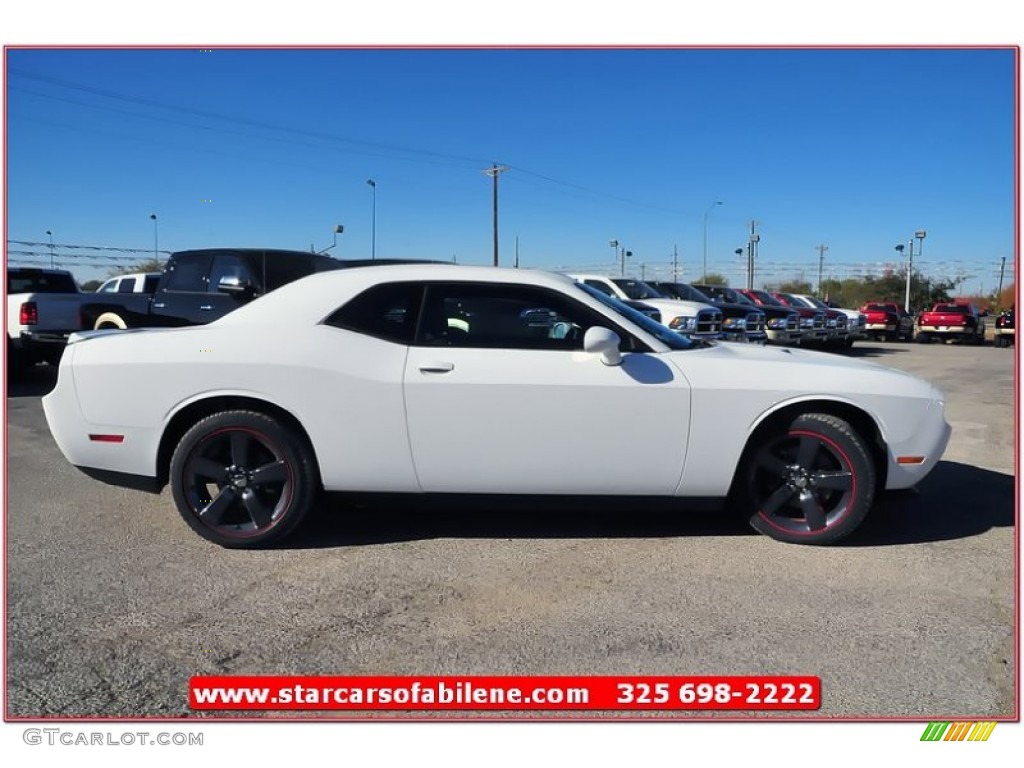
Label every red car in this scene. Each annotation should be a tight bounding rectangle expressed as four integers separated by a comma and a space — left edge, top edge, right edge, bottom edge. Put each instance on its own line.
917, 303, 985, 345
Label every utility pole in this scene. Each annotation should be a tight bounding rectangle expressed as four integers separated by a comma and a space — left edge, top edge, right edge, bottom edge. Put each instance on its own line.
816, 244, 829, 297
482, 163, 509, 266
515, 235, 520, 269
904, 239, 914, 313
997, 255, 1007, 299
672, 244, 679, 281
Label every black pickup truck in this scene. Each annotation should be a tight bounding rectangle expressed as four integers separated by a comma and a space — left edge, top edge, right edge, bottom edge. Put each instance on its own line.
80, 248, 346, 330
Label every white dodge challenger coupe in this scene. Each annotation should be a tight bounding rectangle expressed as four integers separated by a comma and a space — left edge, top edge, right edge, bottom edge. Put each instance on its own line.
42, 264, 951, 548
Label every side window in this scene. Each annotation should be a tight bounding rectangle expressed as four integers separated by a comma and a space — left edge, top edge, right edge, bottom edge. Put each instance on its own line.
163, 254, 211, 293
117, 278, 136, 293
143, 275, 162, 293
264, 252, 318, 289
208, 254, 256, 294
98, 279, 117, 293
583, 279, 616, 298
416, 283, 606, 350
324, 282, 423, 345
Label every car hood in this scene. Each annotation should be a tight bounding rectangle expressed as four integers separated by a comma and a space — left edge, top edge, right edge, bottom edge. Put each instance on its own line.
641, 298, 717, 315
662, 341, 937, 398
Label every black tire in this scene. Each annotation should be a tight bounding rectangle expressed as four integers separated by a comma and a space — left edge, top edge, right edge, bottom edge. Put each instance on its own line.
916, 332, 931, 344
735, 413, 876, 545
169, 410, 318, 548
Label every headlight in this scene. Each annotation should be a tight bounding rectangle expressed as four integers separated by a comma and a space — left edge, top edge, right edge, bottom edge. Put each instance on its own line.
669, 316, 695, 330
767, 318, 785, 329
723, 317, 747, 329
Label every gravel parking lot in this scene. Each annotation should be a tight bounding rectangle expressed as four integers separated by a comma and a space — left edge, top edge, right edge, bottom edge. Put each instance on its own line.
5, 340, 1016, 719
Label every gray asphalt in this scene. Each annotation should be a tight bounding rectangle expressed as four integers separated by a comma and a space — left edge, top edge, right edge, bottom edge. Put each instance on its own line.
4, 339, 1016, 718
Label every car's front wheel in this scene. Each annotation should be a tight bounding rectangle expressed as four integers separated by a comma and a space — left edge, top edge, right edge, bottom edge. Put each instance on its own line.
169, 410, 318, 548
737, 413, 876, 545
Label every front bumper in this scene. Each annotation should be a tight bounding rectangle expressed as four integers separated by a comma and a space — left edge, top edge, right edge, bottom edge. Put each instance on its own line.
884, 398, 953, 490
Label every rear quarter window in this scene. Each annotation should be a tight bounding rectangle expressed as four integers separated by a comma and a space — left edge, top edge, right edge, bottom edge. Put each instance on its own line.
324, 282, 423, 345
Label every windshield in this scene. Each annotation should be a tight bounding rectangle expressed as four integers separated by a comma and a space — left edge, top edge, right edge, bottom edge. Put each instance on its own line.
749, 290, 786, 308
575, 283, 694, 350
610, 278, 665, 301
698, 285, 744, 304
657, 282, 712, 303
802, 296, 829, 309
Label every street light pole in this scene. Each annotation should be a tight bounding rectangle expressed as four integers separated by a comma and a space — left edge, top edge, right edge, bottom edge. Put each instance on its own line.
909, 240, 917, 313
149, 214, 158, 265
46, 230, 54, 268
702, 200, 722, 282
609, 239, 619, 268
904, 230, 926, 313
366, 179, 377, 260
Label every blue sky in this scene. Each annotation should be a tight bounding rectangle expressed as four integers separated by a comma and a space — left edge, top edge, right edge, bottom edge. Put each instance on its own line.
5, 47, 1017, 292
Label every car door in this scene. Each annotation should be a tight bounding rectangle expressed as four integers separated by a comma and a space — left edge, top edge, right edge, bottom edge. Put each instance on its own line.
403, 281, 691, 495
152, 252, 213, 326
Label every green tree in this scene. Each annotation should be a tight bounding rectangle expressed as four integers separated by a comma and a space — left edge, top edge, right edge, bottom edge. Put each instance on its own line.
700, 272, 729, 286
776, 279, 813, 295
81, 280, 102, 292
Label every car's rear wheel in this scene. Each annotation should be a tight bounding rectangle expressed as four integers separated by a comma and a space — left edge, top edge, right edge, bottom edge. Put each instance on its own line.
169, 410, 318, 548
738, 413, 875, 545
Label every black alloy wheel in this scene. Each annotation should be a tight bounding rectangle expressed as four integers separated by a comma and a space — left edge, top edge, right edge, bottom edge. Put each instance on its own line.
170, 410, 318, 548
741, 413, 875, 545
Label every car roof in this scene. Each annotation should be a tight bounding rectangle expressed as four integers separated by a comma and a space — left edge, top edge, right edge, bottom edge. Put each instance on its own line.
216, 264, 581, 326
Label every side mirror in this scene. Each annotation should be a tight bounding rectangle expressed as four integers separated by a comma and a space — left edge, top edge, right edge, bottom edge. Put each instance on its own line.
584, 326, 622, 366
217, 274, 255, 298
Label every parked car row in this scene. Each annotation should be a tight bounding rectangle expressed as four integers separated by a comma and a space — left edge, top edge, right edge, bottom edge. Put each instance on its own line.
566, 275, 869, 351
6, 253, 1005, 381
7, 250, 380, 373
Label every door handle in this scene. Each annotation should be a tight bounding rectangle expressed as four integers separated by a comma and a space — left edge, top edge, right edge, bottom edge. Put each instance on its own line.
152, 302, 166, 309
199, 305, 214, 311
418, 362, 455, 374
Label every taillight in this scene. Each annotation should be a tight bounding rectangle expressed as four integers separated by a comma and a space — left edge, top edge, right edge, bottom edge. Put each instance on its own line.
19, 302, 38, 326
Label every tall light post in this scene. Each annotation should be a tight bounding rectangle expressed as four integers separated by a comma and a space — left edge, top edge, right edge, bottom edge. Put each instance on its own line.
609, 239, 619, 267
46, 230, 54, 268
702, 200, 722, 282
149, 214, 159, 265
366, 179, 377, 260
903, 239, 914, 313
903, 230, 926, 313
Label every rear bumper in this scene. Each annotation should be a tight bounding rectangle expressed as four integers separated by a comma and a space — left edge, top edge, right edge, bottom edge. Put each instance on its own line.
918, 325, 973, 337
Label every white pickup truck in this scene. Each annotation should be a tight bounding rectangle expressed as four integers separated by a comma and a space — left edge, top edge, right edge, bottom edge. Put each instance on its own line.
7, 267, 88, 369
568, 274, 723, 340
